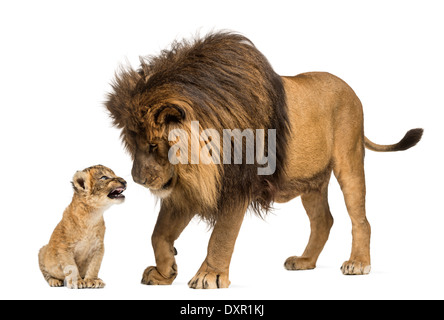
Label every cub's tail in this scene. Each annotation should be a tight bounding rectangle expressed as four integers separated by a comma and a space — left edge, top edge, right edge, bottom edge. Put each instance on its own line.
365, 128, 424, 152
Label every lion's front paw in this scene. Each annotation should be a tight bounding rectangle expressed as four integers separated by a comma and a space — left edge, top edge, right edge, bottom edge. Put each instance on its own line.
141, 266, 176, 285
188, 271, 230, 289
85, 278, 106, 288
284, 256, 316, 270
341, 260, 371, 275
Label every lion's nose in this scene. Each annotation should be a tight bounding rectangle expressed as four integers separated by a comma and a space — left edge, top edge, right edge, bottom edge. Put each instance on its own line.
131, 160, 161, 187
132, 173, 159, 187
131, 163, 145, 185
132, 174, 146, 185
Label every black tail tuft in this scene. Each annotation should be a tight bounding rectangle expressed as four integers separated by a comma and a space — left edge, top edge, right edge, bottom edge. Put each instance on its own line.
395, 128, 424, 151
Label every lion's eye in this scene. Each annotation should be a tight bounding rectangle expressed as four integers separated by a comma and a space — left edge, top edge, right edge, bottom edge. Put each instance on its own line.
150, 143, 158, 151
100, 176, 109, 180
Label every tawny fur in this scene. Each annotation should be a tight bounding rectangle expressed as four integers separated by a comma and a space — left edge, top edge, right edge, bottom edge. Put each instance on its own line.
39, 165, 126, 288
105, 32, 423, 289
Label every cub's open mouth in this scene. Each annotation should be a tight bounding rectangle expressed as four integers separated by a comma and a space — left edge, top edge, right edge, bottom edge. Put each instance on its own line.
108, 187, 126, 199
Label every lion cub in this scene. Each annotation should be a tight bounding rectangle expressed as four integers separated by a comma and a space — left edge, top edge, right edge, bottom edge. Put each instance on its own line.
39, 165, 126, 289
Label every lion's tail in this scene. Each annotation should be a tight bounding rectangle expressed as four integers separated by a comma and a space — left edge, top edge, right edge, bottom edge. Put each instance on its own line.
364, 128, 424, 152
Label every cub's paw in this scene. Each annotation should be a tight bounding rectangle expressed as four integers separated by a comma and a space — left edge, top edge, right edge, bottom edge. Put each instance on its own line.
188, 272, 230, 289
341, 260, 371, 275
48, 278, 64, 287
65, 278, 86, 289
284, 256, 316, 270
85, 278, 106, 289
141, 266, 176, 285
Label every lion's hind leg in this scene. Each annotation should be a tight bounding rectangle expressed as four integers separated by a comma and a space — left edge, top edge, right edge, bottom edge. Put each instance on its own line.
333, 141, 371, 275
284, 176, 333, 271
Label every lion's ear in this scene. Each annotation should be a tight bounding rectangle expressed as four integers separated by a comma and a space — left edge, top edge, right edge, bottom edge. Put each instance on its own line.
71, 171, 89, 193
154, 103, 186, 125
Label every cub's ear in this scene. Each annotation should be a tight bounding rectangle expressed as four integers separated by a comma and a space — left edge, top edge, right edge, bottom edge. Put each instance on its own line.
154, 103, 186, 125
71, 171, 89, 193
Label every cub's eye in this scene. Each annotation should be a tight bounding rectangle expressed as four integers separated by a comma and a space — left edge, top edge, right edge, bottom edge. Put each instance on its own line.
100, 176, 109, 180
150, 143, 158, 150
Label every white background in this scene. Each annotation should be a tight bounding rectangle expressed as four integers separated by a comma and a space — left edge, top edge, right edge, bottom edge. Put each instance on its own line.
1, 0, 442, 300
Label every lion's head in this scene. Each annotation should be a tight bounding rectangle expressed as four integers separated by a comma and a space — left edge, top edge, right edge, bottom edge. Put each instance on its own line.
105, 32, 289, 222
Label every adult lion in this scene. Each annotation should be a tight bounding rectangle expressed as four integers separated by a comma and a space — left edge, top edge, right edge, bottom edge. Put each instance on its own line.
105, 32, 423, 289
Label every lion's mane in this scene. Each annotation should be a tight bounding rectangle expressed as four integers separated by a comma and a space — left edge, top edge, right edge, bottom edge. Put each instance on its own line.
106, 31, 289, 223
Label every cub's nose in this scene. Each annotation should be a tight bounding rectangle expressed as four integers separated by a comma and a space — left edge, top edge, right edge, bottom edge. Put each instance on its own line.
118, 178, 127, 188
